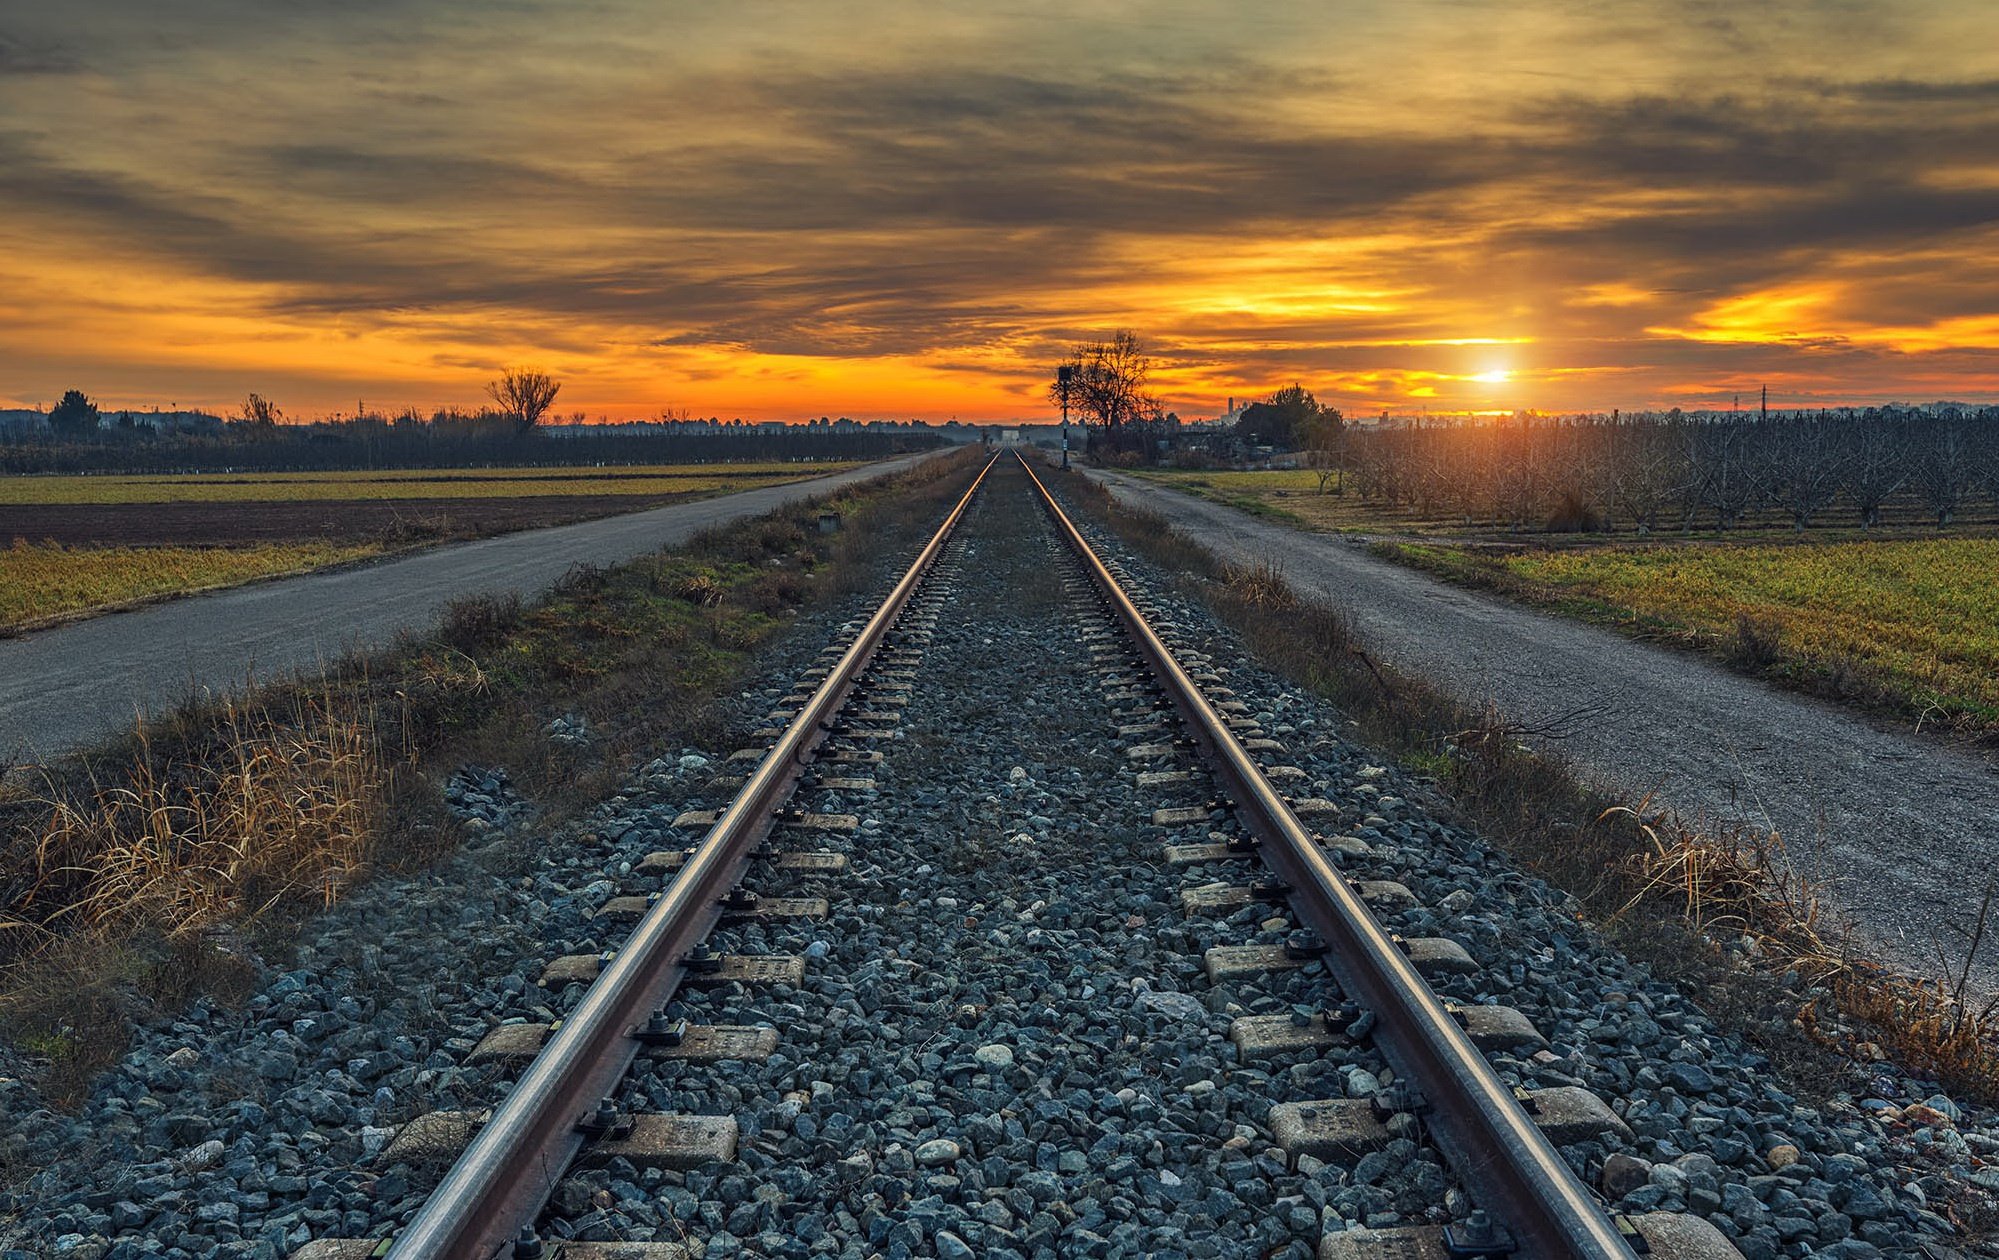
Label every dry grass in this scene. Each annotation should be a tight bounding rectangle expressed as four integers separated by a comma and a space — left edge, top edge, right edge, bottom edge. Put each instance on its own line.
0, 691, 389, 1102
1057, 462, 1999, 1103
0, 539, 384, 630
1610, 803, 1999, 1097
12, 698, 381, 940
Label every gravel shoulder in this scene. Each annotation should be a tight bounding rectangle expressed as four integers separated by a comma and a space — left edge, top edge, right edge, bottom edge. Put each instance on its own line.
1085, 468, 1999, 996
0, 453, 941, 764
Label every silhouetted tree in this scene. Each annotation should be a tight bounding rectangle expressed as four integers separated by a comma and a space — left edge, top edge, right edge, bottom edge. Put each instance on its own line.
48, 389, 99, 437
1301, 406, 1346, 493
1049, 331, 1152, 433
235, 392, 282, 433
486, 367, 562, 435
1236, 384, 1323, 449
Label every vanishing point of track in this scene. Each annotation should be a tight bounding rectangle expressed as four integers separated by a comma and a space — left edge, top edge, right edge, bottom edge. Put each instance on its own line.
300, 452, 1736, 1260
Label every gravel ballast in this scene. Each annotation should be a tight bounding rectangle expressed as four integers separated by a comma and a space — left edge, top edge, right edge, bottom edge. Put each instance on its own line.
2, 459, 1991, 1260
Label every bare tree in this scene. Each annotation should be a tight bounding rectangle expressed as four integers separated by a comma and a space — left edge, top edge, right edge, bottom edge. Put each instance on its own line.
1301, 407, 1346, 493
1049, 331, 1153, 432
486, 367, 562, 435
1912, 411, 1974, 526
1842, 414, 1908, 529
1764, 416, 1843, 531
1607, 416, 1687, 534
1690, 421, 1760, 530
236, 392, 282, 430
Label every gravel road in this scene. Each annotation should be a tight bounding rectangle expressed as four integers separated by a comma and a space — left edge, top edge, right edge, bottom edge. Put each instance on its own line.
0, 452, 942, 763
1084, 469, 1999, 995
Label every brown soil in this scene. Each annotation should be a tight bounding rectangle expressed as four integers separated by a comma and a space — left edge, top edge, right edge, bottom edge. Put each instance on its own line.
0, 495, 693, 548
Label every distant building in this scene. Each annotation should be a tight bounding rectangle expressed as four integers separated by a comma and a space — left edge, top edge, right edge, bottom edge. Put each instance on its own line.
117, 409, 224, 436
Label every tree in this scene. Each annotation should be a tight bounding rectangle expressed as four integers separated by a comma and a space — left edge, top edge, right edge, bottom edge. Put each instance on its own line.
48, 389, 100, 438
485, 367, 562, 435
1841, 414, 1907, 530
236, 392, 283, 432
1049, 331, 1152, 432
1912, 411, 1974, 527
1763, 415, 1843, 531
1300, 407, 1346, 493
1236, 383, 1322, 449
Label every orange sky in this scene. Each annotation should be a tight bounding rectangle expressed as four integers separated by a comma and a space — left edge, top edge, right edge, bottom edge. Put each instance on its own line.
4, 2, 1999, 420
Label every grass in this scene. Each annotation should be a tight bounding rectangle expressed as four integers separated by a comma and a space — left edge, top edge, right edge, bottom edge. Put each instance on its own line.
1386, 537, 1999, 733
1055, 462, 1999, 1107
0, 461, 857, 506
0, 540, 384, 631
0, 449, 982, 1105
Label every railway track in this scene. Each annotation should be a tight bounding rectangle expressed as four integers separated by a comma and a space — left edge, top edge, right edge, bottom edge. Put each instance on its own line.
278, 451, 1752, 1260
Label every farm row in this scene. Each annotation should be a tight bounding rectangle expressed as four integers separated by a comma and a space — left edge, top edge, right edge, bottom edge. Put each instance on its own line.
0, 462, 853, 633
1328, 408, 1999, 535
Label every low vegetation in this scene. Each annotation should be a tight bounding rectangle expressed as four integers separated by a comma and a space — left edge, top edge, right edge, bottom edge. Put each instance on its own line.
0, 462, 853, 506
1387, 537, 1999, 733
0, 540, 384, 631
0, 450, 981, 1103
1057, 464, 1999, 1104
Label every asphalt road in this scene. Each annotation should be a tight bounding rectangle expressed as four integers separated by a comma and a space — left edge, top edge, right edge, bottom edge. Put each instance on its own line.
0, 453, 942, 763
1088, 468, 1999, 992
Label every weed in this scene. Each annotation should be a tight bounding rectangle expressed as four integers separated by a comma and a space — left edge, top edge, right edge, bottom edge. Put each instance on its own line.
1725, 613, 1784, 672
437, 591, 523, 652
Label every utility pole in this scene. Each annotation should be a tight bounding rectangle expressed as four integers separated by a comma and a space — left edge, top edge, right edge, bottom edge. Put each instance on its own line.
1057, 364, 1074, 469
1760, 384, 1768, 420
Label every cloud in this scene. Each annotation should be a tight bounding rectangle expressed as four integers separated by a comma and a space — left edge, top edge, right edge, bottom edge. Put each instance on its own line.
0, 32, 81, 74
3, 0, 1998, 414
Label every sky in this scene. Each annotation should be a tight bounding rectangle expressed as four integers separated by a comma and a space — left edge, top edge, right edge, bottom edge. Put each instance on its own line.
4, 1, 1999, 421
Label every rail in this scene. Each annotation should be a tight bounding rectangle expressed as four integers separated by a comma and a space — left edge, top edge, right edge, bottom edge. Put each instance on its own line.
386, 451, 1000, 1259
1018, 450, 1636, 1260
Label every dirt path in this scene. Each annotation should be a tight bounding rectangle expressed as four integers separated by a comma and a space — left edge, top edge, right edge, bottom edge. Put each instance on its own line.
0, 453, 941, 762
1088, 468, 1999, 994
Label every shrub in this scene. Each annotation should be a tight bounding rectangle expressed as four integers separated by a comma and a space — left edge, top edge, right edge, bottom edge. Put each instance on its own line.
1543, 489, 1608, 533
437, 592, 523, 651
1725, 613, 1783, 671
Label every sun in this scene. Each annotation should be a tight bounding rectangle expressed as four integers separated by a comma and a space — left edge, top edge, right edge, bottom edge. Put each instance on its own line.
1470, 369, 1511, 384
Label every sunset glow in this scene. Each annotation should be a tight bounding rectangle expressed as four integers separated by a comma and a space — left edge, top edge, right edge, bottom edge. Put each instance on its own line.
4, 2, 1999, 419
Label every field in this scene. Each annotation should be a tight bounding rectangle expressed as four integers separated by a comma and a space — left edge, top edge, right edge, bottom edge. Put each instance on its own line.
1, 541, 383, 631
1388, 536, 1999, 730
0, 462, 855, 506
0, 461, 853, 625
1129, 466, 1999, 540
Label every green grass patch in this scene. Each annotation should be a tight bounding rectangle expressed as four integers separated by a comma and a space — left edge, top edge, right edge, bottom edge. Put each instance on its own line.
1383, 537, 1999, 732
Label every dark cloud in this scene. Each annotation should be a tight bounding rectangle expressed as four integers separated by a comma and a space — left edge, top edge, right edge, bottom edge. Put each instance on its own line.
0, 32, 81, 74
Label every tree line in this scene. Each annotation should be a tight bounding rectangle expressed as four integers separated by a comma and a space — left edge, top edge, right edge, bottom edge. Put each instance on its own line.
1342, 407, 1999, 532
4, 369, 943, 473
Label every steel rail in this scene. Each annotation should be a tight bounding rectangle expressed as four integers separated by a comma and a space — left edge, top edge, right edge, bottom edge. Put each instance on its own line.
388, 451, 1000, 1260
1019, 452, 1635, 1260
